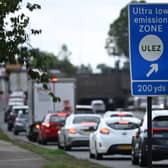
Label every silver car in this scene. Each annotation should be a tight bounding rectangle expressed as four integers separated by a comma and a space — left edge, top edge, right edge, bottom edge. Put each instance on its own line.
13, 112, 29, 135
57, 114, 101, 150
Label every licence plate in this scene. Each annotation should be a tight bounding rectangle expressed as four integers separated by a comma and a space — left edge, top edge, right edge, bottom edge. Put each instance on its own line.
118, 145, 132, 150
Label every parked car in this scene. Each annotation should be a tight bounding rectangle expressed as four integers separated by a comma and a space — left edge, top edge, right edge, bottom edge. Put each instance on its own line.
13, 112, 29, 135
131, 109, 168, 167
37, 112, 68, 145
57, 114, 101, 150
91, 100, 106, 114
89, 116, 141, 160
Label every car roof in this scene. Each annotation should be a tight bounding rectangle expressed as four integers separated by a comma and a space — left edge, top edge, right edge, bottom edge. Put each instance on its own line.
151, 110, 168, 119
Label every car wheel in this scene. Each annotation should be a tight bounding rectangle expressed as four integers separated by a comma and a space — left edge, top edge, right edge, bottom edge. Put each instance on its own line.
7, 124, 12, 131
89, 150, 95, 159
95, 143, 102, 160
39, 134, 47, 145
63, 136, 71, 150
64, 144, 71, 151
13, 130, 19, 135
57, 139, 63, 149
138, 143, 147, 167
41, 137, 47, 145
131, 146, 139, 165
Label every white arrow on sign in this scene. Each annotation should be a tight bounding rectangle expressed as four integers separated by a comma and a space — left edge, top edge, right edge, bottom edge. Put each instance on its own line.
146, 64, 158, 78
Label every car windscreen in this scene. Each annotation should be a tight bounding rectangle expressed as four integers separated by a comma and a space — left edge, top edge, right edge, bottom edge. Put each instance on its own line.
106, 121, 139, 130
73, 116, 100, 124
50, 115, 65, 122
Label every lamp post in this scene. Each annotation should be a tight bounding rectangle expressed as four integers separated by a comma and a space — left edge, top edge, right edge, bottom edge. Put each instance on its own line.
50, 77, 58, 113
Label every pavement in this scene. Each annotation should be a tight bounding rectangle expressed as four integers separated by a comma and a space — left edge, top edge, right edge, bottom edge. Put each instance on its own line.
0, 140, 46, 168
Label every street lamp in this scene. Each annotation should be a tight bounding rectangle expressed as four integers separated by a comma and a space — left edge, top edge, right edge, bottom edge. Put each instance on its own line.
50, 77, 58, 112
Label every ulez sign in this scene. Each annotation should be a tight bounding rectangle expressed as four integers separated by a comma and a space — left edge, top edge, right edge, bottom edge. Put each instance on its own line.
128, 3, 168, 96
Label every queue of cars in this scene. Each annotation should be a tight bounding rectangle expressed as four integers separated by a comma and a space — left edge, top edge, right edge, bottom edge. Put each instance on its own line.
4, 91, 29, 133
4, 95, 168, 167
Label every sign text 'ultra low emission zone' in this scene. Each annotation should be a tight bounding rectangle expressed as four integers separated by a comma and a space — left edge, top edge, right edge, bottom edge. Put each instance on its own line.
128, 3, 168, 96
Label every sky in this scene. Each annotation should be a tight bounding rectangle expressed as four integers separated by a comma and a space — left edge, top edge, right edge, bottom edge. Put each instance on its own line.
23, 0, 168, 71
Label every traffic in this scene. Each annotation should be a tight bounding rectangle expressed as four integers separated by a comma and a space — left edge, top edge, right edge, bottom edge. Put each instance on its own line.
2, 89, 168, 168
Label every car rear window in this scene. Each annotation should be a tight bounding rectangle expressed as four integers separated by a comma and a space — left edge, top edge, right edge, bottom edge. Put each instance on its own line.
76, 109, 93, 114
50, 115, 65, 122
107, 121, 139, 130
110, 114, 133, 117
153, 116, 168, 128
73, 116, 100, 124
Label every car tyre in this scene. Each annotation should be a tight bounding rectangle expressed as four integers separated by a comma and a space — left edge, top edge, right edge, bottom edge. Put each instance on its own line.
89, 151, 95, 159
13, 130, 19, 135
41, 138, 47, 145
95, 152, 102, 160
95, 143, 102, 160
139, 143, 147, 167
131, 146, 139, 165
64, 145, 71, 151
39, 134, 47, 145
89, 150, 95, 159
57, 139, 63, 149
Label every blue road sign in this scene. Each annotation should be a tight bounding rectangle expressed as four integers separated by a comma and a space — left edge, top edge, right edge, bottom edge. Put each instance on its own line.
128, 3, 168, 96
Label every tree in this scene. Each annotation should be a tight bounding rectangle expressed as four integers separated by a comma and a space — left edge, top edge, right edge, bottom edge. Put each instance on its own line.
105, 0, 146, 58
0, 1, 41, 65
77, 64, 93, 74
0, 1, 61, 101
97, 63, 113, 74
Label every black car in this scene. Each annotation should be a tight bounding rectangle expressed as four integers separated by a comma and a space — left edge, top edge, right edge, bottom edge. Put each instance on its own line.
131, 110, 168, 167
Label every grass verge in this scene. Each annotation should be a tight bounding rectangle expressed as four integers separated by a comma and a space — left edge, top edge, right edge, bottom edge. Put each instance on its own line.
0, 129, 107, 168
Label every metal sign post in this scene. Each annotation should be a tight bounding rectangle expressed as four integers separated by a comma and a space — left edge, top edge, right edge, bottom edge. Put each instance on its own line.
147, 96, 152, 168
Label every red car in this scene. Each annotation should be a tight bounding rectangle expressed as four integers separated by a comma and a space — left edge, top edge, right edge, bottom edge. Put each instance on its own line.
37, 112, 69, 145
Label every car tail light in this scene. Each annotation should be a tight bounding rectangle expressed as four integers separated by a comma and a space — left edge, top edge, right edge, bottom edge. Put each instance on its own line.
68, 128, 77, 134
35, 124, 40, 129
100, 128, 110, 134
152, 128, 168, 135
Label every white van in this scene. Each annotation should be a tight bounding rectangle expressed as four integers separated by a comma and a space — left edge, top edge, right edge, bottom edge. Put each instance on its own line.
91, 100, 105, 114
75, 105, 93, 114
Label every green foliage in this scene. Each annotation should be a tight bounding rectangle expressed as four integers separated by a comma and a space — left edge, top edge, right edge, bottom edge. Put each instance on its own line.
48, 92, 61, 102
0, 0, 41, 65
106, 0, 146, 58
